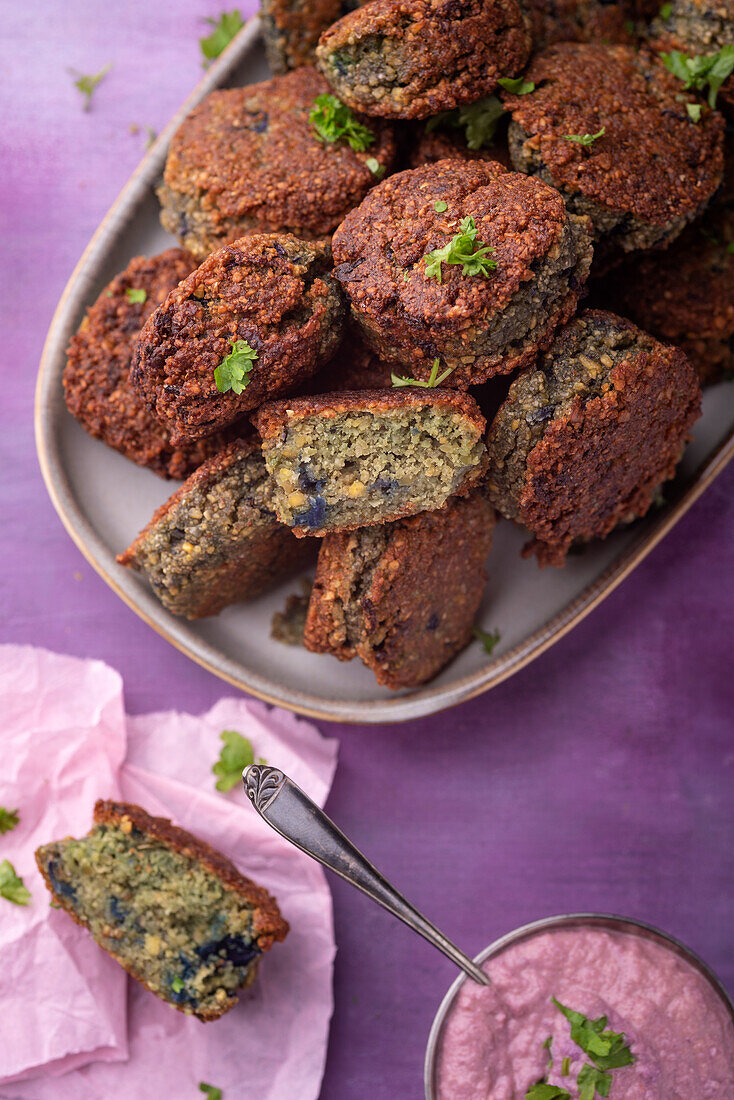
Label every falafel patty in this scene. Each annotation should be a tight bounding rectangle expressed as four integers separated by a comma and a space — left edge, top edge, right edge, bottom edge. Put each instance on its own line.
260, 0, 372, 72
502, 43, 725, 257
131, 234, 345, 443
304, 491, 495, 688
252, 389, 488, 536
601, 206, 734, 384
117, 438, 313, 618
648, 0, 734, 117
315, 0, 531, 120
332, 159, 593, 385
485, 309, 701, 565
157, 67, 397, 259
406, 123, 513, 170
521, 0, 635, 50
63, 250, 231, 478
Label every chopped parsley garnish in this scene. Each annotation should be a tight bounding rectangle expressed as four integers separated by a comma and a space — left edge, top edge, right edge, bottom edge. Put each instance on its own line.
365, 156, 385, 178
473, 626, 501, 654
661, 45, 734, 107
659, 1, 672, 17
543, 1035, 554, 1068
199, 1084, 223, 1100
214, 338, 258, 395
213, 729, 264, 792
424, 216, 496, 283
552, 998, 635, 1071
0, 860, 30, 906
0, 808, 19, 835
561, 1056, 571, 1076
310, 94, 374, 152
434, 200, 448, 212
577, 1063, 613, 1099
171, 977, 184, 993
563, 126, 605, 146
686, 102, 703, 122
525, 1085, 571, 1100
200, 10, 244, 63
125, 287, 147, 305
426, 95, 505, 149
391, 358, 455, 388
498, 76, 535, 95
70, 64, 112, 111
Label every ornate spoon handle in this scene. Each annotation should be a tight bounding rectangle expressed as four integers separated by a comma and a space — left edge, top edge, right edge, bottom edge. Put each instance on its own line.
243, 764, 489, 986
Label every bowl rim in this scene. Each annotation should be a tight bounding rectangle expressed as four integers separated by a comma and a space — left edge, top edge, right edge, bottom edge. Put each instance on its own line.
424, 911, 734, 1099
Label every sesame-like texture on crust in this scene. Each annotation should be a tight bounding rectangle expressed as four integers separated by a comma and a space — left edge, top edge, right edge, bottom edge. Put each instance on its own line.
252, 388, 488, 535
117, 438, 313, 618
304, 492, 495, 686
260, 0, 344, 72
521, 0, 635, 50
486, 310, 701, 565
503, 45, 724, 249
601, 206, 734, 384
131, 234, 345, 443
406, 125, 513, 169
158, 68, 397, 257
315, 0, 531, 120
35, 800, 288, 1022
332, 159, 593, 384
63, 250, 233, 478
648, 0, 734, 118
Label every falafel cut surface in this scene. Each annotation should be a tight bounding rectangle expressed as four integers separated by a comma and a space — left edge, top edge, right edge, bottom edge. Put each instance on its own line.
252, 389, 488, 536
600, 205, 734, 384
485, 309, 702, 565
35, 800, 288, 1022
503, 44, 725, 256
315, 0, 531, 120
304, 491, 495, 688
647, 0, 734, 117
332, 159, 593, 385
157, 67, 397, 258
130, 234, 345, 443
63, 249, 232, 479
118, 438, 313, 618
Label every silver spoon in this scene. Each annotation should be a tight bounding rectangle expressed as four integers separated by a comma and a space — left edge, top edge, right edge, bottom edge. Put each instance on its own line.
243, 764, 489, 986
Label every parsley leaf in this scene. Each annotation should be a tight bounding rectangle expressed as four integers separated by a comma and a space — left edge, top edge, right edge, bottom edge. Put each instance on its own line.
171, 977, 184, 993
426, 95, 506, 149
365, 156, 385, 178
578, 1064, 613, 1099
525, 1085, 571, 1100
563, 126, 605, 145
0, 808, 19, 835
659, 1, 672, 17
0, 860, 31, 906
434, 200, 448, 212
199, 1084, 223, 1100
214, 338, 258, 395
543, 1035, 553, 1068
552, 998, 635, 1071
661, 45, 734, 107
125, 287, 147, 305
70, 64, 112, 111
686, 102, 703, 122
424, 215, 497, 283
561, 1056, 571, 1076
200, 10, 243, 63
391, 358, 455, 388
212, 729, 260, 792
473, 626, 501, 653
310, 94, 374, 152
498, 76, 535, 94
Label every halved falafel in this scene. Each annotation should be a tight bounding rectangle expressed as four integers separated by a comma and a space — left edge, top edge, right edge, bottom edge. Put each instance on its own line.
131, 234, 345, 443
502, 43, 725, 257
63, 249, 231, 478
118, 438, 313, 618
485, 309, 701, 565
157, 67, 397, 259
252, 389, 488, 536
315, 0, 531, 120
304, 491, 495, 687
332, 159, 593, 385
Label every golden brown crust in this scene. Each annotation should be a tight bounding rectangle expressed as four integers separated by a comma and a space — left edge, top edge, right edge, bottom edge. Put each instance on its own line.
304, 493, 495, 687
523, 0, 635, 50
406, 126, 513, 169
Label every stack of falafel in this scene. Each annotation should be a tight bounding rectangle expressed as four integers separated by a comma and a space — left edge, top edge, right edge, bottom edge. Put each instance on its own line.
64, 0, 733, 689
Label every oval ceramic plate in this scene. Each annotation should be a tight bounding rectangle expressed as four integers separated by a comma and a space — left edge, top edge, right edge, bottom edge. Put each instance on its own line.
36, 19, 734, 724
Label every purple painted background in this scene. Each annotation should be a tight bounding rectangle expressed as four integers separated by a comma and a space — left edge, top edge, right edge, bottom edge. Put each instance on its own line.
3, 3, 733, 1095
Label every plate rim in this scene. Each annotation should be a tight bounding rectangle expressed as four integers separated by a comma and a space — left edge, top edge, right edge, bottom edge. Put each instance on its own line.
35, 18, 734, 725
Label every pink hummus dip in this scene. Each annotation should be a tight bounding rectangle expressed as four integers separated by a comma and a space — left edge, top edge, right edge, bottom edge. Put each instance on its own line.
436, 926, 734, 1099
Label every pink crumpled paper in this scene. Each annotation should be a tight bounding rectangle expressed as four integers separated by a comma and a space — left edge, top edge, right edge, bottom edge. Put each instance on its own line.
0, 646, 339, 1100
